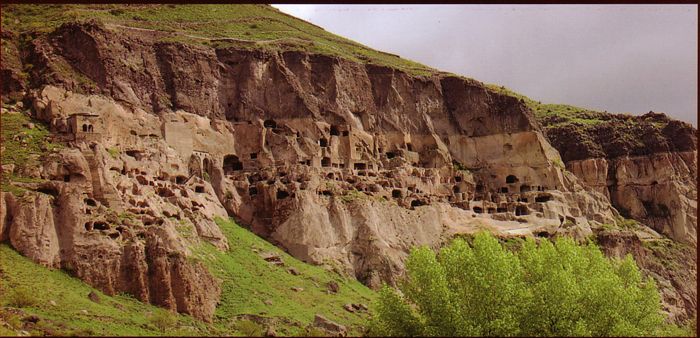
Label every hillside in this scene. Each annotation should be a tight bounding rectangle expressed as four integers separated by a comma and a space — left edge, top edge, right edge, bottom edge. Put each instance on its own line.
1, 4, 436, 76
0, 3, 696, 335
0, 218, 374, 336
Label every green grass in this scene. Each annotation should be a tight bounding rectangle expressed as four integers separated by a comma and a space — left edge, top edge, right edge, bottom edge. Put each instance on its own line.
193, 218, 376, 336
0, 245, 212, 336
485, 84, 609, 126
0, 109, 60, 169
1, 109, 62, 195
1, 4, 436, 76
0, 218, 376, 336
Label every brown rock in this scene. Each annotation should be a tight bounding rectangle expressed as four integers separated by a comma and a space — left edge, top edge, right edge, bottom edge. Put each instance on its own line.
342, 304, 355, 313
326, 281, 339, 294
313, 314, 347, 337
264, 326, 277, 337
88, 291, 100, 303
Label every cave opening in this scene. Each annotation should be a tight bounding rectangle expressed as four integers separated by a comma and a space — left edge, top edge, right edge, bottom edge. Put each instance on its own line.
535, 195, 552, 203
263, 119, 277, 129
276, 190, 290, 199
411, 199, 426, 208
322, 157, 331, 167
223, 155, 243, 174
515, 205, 529, 216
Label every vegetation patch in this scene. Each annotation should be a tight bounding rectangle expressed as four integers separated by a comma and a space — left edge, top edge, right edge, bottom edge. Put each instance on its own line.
192, 218, 376, 336
1, 108, 62, 195
369, 232, 693, 337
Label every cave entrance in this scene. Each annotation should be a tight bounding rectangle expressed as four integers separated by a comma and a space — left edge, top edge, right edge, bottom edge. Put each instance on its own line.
223, 155, 243, 174
264, 119, 277, 129
411, 199, 426, 208
535, 195, 552, 203
322, 157, 331, 167
506, 175, 518, 184
515, 205, 529, 216
276, 190, 290, 199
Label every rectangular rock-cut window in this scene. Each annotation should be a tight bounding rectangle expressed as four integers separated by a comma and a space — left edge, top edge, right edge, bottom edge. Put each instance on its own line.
353, 163, 367, 170
322, 157, 331, 167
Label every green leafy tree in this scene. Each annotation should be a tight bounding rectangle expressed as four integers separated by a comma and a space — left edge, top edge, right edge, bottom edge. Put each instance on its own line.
369, 232, 673, 337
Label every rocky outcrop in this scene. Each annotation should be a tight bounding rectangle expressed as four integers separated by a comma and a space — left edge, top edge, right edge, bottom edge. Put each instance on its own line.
544, 112, 697, 245
0, 142, 223, 321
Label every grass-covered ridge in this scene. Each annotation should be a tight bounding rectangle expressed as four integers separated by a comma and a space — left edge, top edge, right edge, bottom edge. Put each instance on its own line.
1, 4, 436, 76
0, 218, 375, 336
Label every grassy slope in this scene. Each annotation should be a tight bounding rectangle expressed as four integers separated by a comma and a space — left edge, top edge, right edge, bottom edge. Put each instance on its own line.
1, 4, 435, 76
198, 218, 375, 336
0, 106, 61, 196
0, 245, 211, 336
0, 218, 375, 336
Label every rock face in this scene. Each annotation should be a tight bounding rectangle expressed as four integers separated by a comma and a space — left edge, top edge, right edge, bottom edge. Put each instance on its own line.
0, 20, 695, 323
544, 111, 697, 245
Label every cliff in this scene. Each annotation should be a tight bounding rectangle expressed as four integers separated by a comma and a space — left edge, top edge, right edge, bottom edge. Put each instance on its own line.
1, 4, 696, 325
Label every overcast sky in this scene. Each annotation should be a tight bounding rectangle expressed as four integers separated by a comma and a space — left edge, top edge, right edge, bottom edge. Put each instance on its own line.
273, 5, 697, 126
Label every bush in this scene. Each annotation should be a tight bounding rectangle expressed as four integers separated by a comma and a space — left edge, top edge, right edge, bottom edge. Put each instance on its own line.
235, 319, 263, 336
369, 232, 672, 337
8, 286, 37, 308
149, 311, 176, 333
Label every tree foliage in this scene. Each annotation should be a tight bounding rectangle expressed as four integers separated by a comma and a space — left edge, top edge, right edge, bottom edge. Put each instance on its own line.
369, 232, 678, 337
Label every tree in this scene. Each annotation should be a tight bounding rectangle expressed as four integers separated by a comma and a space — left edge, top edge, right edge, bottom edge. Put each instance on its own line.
368, 232, 671, 337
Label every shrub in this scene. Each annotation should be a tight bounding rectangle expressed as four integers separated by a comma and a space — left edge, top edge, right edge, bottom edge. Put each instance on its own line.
235, 319, 263, 336
149, 311, 176, 333
8, 286, 37, 308
107, 147, 120, 159
369, 232, 671, 337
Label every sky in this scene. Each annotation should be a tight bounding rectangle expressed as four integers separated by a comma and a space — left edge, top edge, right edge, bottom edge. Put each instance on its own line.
273, 5, 698, 126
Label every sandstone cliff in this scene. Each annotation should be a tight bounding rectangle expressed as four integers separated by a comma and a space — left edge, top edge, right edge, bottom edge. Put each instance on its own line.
1, 6, 696, 325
